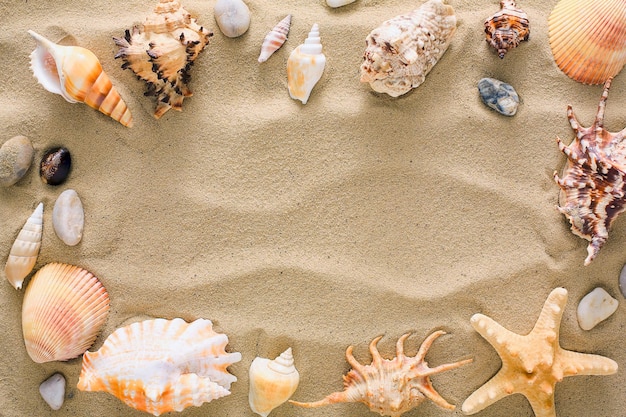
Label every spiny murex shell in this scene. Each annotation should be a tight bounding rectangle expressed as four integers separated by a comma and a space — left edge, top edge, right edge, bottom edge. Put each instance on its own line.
5, 202, 43, 290
554, 78, 626, 265
360, 0, 457, 97
484, 0, 530, 59
78, 318, 242, 416
291, 331, 472, 416
287, 23, 326, 104
114, 0, 213, 119
22, 263, 110, 363
28, 31, 133, 127
249, 347, 299, 417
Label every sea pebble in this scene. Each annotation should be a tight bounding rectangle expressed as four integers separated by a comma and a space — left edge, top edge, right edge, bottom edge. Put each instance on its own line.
39, 373, 66, 410
214, 0, 251, 38
478, 77, 519, 116
619, 263, 626, 298
327, 0, 356, 7
0, 135, 34, 187
577, 287, 618, 330
40, 147, 71, 185
52, 189, 84, 246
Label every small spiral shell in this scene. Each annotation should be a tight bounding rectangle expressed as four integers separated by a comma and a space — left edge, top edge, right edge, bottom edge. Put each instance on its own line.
5, 203, 43, 290
258, 15, 291, 63
249, 348, 299, 417
287, 23, 326, 104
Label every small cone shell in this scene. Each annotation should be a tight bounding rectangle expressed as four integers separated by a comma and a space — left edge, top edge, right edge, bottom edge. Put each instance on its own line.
249, 348, 299, 417
22, 263, 110, 363
5, 203, 43, 290
549, 0, 626, 85
287, 23, 325, 104
28, 30, 133, 127
258, 15, 291, 63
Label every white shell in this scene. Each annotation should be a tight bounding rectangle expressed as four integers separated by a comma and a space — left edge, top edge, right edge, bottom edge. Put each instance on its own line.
287, 23, 326, 104
5, 202, 43, 290
577, 287, 619, 330
39, 373, 66, 410
214, 0, 251, 38
327, 0, 356, 7
258, 15, 291, 63
52, 189, 84, 246
249, 348, 299, 417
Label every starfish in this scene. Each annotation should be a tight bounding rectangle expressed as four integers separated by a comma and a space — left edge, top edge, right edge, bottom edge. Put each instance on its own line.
462, 287, 617, 417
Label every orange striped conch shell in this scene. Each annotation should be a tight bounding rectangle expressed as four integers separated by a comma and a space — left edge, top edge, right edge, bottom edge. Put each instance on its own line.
22, 263, 110, 363
5, 202, 43, 290
258, 15, 291, 63
548, 0, 626, 85
287, 23, 326, 104
28, 31, 133, 127
78, 318, 242, 416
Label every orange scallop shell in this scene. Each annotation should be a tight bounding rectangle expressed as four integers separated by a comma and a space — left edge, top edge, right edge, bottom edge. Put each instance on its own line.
549, 0, 626, 85
22, 263, 110, 363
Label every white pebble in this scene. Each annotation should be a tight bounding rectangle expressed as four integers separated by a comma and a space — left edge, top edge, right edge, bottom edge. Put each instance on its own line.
326, 0, 356, 7
52, 189, 84, 246
39, 373, 65, 410
577, 287, 618, 330
214, 0, 251, 38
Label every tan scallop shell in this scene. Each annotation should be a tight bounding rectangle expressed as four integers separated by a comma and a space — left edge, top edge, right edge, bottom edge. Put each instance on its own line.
249, 348, 299, 417
5, 203, 43, 290
548, 0, 626, 85
22, 263, 110, 363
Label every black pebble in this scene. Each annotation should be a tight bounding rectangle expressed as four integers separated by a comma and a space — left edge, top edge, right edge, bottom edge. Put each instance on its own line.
40, 147, 71, 185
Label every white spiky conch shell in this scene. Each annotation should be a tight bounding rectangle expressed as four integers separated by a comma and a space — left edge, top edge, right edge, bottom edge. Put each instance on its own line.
77, 318, 242, 416
258, 15, 291, 63
22, 263, 110, 363
249, 347, 299, 417
28, 30, 133, 127
5, 202, 43, 290
287, 23, 326, 104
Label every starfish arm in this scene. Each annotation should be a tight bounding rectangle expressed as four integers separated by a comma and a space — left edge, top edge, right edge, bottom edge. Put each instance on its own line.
531, 288, 567, 335
461, 371, 517, 415
525, 393, 557, 417
470, 314, 526, 354
556, 349, 618, 379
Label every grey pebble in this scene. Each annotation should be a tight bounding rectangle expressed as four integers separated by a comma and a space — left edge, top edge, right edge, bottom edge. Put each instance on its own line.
478, 77, 519, 116
0, 135, 34, 187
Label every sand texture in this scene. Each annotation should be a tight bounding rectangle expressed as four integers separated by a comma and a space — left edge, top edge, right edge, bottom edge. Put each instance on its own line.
1, 0, 625, 416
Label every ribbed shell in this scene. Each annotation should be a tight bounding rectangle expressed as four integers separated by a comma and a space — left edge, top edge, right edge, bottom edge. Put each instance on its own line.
258, 15, 291, 63
249, 348, 299, 417
5, 203, 43, 290
77, 318, 242, 416
22, 263, 110, 363
549, 0, 626, 85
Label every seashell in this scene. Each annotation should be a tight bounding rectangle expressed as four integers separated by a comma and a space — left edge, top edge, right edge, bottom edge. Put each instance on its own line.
258, 15, 291, 63
477, 77, 519, 116
28, 31, 133, 127
548, 0, 626, 85
287, 23, 326, 104
291, 331, 472, 416
249, 347, 299, 417
52, 189, 84, 246
484, 0, 530, 59
577, 287, 618, 330
39, 373, 66, 410
40, 147, 71, 186
360, 0, 457, 97
78, 318, 242, 416
22, 263, 110, 363
0, 135, 34, 187
554, 78, 626, 265
114, 0, 212, 119
214, 0, 251, 38
326, 0, 356, 8
5, 203, 43, 290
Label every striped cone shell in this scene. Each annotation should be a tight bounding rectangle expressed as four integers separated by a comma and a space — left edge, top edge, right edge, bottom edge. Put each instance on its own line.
258, 15, 291, 63
5, 203, 43, 290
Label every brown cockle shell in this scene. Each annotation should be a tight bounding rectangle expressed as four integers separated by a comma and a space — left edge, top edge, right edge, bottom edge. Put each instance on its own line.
484, 0, 530, 58
290, 331, 472, 416
554, 78, 626, 265
114, 0, 213, 118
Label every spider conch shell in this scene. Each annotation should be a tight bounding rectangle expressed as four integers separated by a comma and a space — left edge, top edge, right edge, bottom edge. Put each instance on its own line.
22, 263, 110, 363
549, 0, 626, 85
360, 0, 457, 97
5, 202, 43, 290
287, 23, 326, 104
484, 0, 530, 59
249, 347, 299, 417
258, 15, 291, 63
114, 0, 213, 119
28, 31, 133, 127
78, 318, 242, 416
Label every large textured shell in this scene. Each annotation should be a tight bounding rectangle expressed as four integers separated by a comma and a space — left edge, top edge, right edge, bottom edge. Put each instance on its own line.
258, 15, 291, 63
287, 24, 326, 104
360, 0, 457, 97
114, 0, 212, 119
77, 318, 242, 416
290, 331, 472, 417
5, 203, 43, 290
549, 0, 626, 85
28, 31, 133, 127
22, 263, 110, 363
249, 348, 299, 417
484, 0, 530, 59
554, 78, 626, 265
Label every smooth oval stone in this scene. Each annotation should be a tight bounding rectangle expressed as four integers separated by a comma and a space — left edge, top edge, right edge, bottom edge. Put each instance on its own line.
327, 0, 356, 7
214, 0, 251, 38
39, 373, 65, 410
52, 189, 84, 246
619, 263, 626, 298
0, 135, 34, 187
478, 77, 519, 116
40, 147, 71, 185
577, 287, 618, 330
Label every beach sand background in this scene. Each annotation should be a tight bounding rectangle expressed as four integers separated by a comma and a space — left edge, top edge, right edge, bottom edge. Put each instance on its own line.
1, 0, 625, 416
